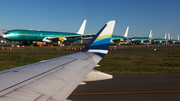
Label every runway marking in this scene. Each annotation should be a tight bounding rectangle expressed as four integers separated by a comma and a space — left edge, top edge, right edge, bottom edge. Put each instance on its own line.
71, 90, 180, 95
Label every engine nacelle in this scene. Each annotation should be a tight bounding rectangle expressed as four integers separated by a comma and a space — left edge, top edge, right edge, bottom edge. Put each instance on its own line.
83, 70, 113, 82
58, 37, 65, 41
42, 37, 52, 42
120, 39, 124, 41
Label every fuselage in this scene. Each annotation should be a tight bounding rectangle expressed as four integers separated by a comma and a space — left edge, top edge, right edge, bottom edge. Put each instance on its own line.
132, 37, 151, 42
153, 38, 167, 43
3, 29, 82, 42
111, 35, 126, 40
169, 40, 180, 44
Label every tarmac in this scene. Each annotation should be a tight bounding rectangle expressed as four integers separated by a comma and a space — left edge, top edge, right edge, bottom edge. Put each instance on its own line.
68, 74, 180, 101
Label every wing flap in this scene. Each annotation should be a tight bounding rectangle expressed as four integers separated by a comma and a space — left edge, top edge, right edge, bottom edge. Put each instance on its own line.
4, 89, 41, 101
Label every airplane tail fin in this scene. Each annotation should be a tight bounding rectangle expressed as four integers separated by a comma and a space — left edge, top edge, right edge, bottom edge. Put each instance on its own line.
149, 30, 153, 38
178, 35, 179, 40
82, 20, 116, 57
164, 33, 167, 39
168, 33, 170, 40
76, 20, 87, 35
124, 26, 129, 37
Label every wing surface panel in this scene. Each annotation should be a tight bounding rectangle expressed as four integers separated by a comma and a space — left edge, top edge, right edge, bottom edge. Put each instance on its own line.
0, 57, 77, 96
0, 53, 96, 101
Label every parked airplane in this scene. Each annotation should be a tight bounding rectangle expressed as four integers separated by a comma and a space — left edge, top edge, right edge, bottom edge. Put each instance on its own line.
3, 20, 94, 45
80, 26, 129, 45
130, 30, 153, 44
0, 20, 116, 101
110, 26, 129, 43
169, 35, 180, 44
151, 33, 168, 44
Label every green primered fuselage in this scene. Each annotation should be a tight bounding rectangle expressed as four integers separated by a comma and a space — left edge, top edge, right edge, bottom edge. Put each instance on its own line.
169, 40, 180, 44
132, 37, 151, 42
4, 29, 82, 42
111, 35, 127, 40
4, 29, 128, 43
153, 38, 167, 43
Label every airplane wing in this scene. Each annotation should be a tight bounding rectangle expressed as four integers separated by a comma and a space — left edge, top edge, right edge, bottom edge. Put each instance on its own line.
43, 34, 96, 42
42, 20, 96, 43
0, 20, 116, 101
64, 34, 96, 38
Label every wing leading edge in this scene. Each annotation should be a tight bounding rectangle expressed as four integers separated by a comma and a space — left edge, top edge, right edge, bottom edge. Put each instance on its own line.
0, 20, 116, 101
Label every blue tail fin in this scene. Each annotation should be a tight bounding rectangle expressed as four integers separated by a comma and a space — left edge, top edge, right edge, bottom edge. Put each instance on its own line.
82, 20, 116, 57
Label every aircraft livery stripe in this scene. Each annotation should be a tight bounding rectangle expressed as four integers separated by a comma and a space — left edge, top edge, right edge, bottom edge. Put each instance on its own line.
97, 34, 112, 39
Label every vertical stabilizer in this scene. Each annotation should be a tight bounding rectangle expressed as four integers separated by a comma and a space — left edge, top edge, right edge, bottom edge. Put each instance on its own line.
178, 35, 179, 40
124, 26, 129, 37
82, 20, 116, 58
149, 30, 153, 38
164, 33, 167, 39
168, 33, 170, 40
76, 20, 87, 35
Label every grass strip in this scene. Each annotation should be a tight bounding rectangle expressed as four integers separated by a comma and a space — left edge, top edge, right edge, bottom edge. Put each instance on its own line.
0, 52, 180, 73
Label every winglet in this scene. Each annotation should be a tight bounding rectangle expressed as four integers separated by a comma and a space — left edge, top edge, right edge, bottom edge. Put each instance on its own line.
82, 20, 116, 57
124, 26, 129, 37
76, 20, 87, 35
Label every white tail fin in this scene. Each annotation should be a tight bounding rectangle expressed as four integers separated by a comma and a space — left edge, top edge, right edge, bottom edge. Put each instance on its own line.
76, 20, 87, 35
124, 26, 129, 37
164, 33, 167, 39
168, 33, 170, 40
178, 35, 179, 40
149, 30, 153, 38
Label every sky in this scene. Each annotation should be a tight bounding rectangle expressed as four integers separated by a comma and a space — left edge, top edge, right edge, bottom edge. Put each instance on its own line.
0, 0, 180, 39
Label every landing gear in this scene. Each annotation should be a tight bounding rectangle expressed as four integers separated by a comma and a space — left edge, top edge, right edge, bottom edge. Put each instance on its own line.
11, 41, 17, 47
58, 40, 64, 46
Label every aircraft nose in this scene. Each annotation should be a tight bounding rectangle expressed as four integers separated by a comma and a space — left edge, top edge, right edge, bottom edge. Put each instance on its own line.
2, 35, 6, 38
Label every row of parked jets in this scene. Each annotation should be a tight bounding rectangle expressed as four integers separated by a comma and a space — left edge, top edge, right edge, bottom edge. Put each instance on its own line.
0, 20, 118, 101
2, 20, 180, 46
1, 20, 180, 101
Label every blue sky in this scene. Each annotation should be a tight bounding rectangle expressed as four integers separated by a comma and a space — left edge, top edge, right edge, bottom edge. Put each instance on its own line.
0, 0, 180, 39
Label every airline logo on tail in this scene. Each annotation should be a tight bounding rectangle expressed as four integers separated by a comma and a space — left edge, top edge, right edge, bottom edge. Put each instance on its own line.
82, 20, 116, 58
